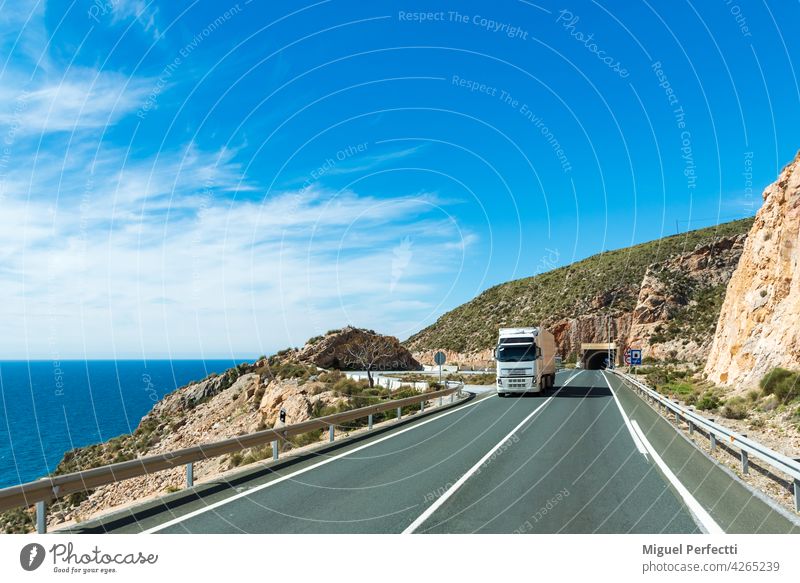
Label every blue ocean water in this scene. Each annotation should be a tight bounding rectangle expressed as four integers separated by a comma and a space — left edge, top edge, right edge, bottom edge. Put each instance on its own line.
0, 360, 241, 489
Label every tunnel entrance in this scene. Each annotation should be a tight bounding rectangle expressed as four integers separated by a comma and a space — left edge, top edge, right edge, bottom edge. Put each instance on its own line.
580, 343, 617, 370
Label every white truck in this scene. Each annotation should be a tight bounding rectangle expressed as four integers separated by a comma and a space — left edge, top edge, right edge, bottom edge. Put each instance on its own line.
495, 327, 556, 397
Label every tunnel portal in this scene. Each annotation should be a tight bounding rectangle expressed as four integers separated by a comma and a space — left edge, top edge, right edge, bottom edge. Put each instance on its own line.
580, 343, 618, 370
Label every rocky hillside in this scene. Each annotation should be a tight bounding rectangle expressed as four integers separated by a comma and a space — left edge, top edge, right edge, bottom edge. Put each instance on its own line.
1, 328, 421, 533
627, 234, 746, 361
706, 151, 800, 388
406, 218, 754, 366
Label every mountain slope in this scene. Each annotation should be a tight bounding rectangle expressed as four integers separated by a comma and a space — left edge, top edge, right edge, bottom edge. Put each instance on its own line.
406, 218, 754, 361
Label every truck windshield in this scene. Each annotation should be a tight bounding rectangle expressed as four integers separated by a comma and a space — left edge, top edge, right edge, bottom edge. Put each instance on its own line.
496, 344, 537, 362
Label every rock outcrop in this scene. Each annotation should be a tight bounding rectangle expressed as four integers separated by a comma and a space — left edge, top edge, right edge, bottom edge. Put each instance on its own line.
627, 234, 746, 362
705, 151, 800, 388
298, 326, 421, 370
552, 312, 632, 361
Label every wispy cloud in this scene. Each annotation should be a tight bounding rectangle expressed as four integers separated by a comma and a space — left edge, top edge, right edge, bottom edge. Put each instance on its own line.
0, 70, 153, 135
0, 139, 472, 357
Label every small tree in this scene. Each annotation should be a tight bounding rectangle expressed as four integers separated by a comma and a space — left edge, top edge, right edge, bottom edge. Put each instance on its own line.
343, 335, 396, 388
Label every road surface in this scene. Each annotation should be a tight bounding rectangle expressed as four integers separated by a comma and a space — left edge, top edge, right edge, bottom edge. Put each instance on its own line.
62, 370, 800, 534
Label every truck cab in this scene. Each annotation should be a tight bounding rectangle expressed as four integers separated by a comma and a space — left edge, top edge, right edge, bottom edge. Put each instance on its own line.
495, 327, 556, 397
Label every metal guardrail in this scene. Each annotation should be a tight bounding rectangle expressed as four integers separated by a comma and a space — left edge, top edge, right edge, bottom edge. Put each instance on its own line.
0, 381, 465, 532
611, 370, 800, 511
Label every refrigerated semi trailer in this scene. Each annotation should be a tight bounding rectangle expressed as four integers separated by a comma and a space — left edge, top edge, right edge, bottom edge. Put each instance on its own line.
495, 327, 556, 397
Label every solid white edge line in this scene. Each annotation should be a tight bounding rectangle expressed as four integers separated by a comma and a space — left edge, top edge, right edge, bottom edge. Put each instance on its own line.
602, 371, 648, 458
141, 391, 493, 534
401, 371, 581, 534
630, 419, 724, 534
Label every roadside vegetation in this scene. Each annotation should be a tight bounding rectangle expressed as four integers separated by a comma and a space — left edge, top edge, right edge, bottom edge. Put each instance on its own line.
632, 365, 800, 430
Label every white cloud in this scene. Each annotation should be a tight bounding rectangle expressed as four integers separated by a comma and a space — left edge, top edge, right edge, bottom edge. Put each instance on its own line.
0, 69, 153, 136
0, 142, 473, 358
109, 0, 161, 40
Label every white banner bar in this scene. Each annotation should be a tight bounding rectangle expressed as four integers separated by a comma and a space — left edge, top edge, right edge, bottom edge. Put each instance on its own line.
1, 535, 798, 582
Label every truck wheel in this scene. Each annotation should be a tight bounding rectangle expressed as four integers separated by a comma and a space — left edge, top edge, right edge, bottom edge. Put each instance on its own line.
498, 392, 506, 398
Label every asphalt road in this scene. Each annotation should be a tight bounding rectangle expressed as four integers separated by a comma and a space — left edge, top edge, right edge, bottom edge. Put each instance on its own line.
64, 369, 800, 534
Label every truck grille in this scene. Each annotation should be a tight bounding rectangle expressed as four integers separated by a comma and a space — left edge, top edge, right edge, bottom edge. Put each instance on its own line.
501, 368, 532, 376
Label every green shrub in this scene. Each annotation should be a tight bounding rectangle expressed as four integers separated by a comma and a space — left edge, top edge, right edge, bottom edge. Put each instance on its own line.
720, 396, 749, 420
759, 368, 800, 402
332, 377, 362, 396
665, 382, 694, 396
240, 445, 273, 465
289, 429, 323, 449
0, 507, 36, 534
696, 392, 721, 411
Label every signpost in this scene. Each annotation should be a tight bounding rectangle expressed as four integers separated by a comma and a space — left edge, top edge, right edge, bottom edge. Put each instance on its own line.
434, 351, 446, 386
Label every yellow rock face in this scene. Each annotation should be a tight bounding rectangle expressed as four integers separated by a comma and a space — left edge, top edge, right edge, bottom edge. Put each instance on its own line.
705, 151, 800, 389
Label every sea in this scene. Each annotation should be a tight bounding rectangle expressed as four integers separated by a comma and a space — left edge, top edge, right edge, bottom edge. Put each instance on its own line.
0, 359, 243, 489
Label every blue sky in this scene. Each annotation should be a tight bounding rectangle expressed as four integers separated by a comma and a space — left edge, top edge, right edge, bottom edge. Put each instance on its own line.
1, 0, 798, 359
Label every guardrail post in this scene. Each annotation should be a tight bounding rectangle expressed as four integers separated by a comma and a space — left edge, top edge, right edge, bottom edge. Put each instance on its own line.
368, 414, 373, 430
272, 440, 279, 461
741, 450, 749, 474
674, 410, 680, 424
688, 421, 694, 436
329, 425, 335, 443
710, 432, 717, 452
794, 479, 800, 512
438, 396, 443, 407
186, 462, 194, 488
420, 400, 425, 412
36, 500, 46, 534
397, 407, 401, 420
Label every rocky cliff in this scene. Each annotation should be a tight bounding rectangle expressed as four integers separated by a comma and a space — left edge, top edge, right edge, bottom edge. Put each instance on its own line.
628, 234, 747, 362
705, 151, 800, 388
407, 219, 753, 365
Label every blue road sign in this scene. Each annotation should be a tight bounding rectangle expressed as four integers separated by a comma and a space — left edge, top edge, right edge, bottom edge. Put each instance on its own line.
630, 349, 642, 366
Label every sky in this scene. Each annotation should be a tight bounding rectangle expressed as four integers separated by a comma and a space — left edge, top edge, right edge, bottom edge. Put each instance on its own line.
0, 0, 798, 359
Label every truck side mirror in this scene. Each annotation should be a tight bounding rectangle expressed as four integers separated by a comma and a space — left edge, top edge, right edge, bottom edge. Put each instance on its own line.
536, 347, 542, 359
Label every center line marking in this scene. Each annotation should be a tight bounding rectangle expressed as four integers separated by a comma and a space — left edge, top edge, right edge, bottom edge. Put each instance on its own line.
402, 371, 582, 534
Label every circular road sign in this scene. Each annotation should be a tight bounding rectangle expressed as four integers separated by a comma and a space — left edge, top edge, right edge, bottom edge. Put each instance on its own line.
434, 351, 446, 366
